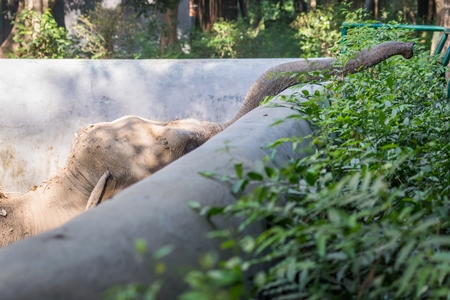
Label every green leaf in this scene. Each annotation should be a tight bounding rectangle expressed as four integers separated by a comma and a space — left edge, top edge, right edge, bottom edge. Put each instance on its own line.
327, 208, 341, 224
317, 234, 326, 257
234, 163, 243, 179
221, 239, 235, 250
305, 171, 316, 186
391, 108, 398, 118
231, 179, 248, 194
153, 244, 174, 260
430, 252, 450, 262
247, 171, 263, 181
264, 167, 275, 178
386, 76, 394, 90
394, 240, 416, 270
135, 239, 147, 255
187, 201, 202, 211
199, 171, 216, 178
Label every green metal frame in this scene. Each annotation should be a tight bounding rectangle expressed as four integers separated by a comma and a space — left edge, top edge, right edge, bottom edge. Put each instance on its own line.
341, 22, 450, 97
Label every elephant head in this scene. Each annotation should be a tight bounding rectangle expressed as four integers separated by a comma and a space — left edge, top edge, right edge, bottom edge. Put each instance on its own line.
0, 41, 414, 246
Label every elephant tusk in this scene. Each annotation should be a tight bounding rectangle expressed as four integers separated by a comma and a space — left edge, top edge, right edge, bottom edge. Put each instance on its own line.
85, 170, 110, 211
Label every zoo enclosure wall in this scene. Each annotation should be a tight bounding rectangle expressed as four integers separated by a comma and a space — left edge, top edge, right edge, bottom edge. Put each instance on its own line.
0, 58, 310, 193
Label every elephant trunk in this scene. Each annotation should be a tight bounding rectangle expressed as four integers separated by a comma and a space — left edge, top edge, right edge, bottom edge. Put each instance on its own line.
0, 168, 93, 247
340, 41, 414, 74
0, 197, 28, 247
223, 41, 414, 128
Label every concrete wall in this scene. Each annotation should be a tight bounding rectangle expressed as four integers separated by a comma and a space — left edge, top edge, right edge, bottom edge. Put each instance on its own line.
0, 58, 300, 193
0, 102, 314, 299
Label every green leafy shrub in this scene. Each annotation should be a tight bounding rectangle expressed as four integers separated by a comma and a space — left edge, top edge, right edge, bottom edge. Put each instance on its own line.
189, 20, 302, 59
180, 24, 450, 299
291, 6, 343, 58
189, 20, 257, 58
195, 17, 318, 59
11, 9, 73, 58
251, 21, 303, 58
71, 4, 149, 59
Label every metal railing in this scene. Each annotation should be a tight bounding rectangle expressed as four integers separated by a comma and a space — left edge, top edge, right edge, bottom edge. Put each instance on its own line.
342, 22, 450, 97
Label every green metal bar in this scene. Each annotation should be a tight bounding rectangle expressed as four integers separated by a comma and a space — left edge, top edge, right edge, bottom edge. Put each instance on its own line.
434, 33, 448, 55
342, 22, 450, 98
442, 46, 450, 71
341, 23, 448, 55
342, 22, 446, 32
340, 27, 348, 52
341, 27, 348, 40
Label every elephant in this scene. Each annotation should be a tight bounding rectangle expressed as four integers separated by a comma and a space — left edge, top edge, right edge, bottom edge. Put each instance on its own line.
0, 41, 414, 247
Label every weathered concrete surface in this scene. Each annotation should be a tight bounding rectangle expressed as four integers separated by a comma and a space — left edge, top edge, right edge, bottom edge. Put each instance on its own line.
0, 58, 302, 193
0, 101, 313, 299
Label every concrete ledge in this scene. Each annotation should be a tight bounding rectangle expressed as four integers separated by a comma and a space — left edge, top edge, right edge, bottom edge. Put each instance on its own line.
1, 58, 308, 193
0, 102, 313, 299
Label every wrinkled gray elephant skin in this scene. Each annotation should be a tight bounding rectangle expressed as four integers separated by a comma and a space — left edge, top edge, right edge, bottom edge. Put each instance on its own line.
0, 41, 414, 247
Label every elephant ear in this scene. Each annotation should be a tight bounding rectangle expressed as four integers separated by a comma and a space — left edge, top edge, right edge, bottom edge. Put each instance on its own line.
165, 128, 204, 155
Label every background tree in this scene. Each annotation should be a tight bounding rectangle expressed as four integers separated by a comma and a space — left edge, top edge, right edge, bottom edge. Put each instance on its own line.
0, 0, 55, 57
1, 0, 448, 58
128, 0, 182, 56
430, 0, 450, 59
196, 0, 238, 30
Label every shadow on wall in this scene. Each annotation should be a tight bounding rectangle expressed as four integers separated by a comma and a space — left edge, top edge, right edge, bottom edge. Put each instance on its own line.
0, 58, 297, 193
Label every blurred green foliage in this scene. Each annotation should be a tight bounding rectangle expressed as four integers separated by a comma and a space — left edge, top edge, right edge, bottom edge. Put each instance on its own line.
177, 21, 450, 299
8, 1, 361, 59
7, 0, 440, 59
11, 9, 73, 58
71, 4, 160, 59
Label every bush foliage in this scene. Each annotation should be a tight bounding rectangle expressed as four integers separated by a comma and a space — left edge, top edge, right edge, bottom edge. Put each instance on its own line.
11, 9, 73, 58
105, 16, 450, 300
71, 5, 145, 59
8, 2, 354, 59
179, 24, 450, 299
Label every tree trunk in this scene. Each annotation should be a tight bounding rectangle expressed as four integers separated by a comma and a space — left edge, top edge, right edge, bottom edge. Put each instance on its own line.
364, 0, 379, 19
250, 0, 263, 29
159, 6, 180, 56
440, 0, 450, 78
427, 0, 435, 23
442, 0, 450, 53
293, 0, 307, 13
374, 0, 378, 19
197, 0, 238, 31
365, 0, 374, 17
431, 0, 444, 54
238, 0, 247, 18
437, 0, 444, 24
418, 0, 428, 21
0, 0, 52, 58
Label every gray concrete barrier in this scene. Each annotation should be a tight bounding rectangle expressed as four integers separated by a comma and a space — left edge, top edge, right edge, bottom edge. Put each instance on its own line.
0, 58, 303, 193
0, 100, 313, 299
